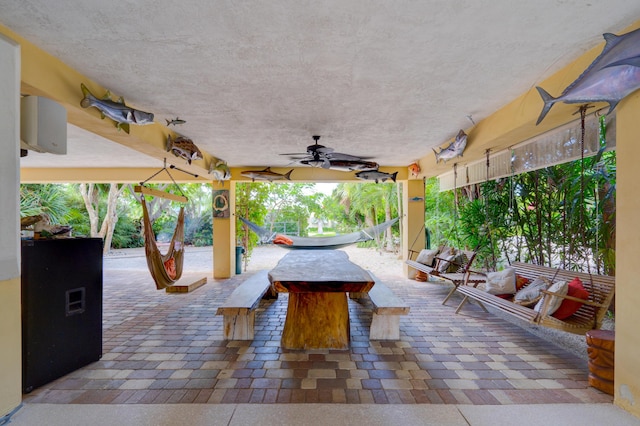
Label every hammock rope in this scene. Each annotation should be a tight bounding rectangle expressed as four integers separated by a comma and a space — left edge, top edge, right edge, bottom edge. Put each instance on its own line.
240, 217, 399, 250
141, 197, 186, 289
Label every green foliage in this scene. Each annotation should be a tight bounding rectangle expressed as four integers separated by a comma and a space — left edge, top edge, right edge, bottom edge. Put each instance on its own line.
111, 216, 143, 249
428, 147, 616, 274
334, 182, 400, 251
423, 177, 456, 248
20, 184, 70, 224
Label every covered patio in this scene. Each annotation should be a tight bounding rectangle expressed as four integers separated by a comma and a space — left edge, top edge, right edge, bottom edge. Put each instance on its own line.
22, 246, 615, 405
2, 2, 640, 423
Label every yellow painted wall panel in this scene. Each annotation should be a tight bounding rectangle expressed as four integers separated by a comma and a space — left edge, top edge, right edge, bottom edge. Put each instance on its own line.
0, 278, 22, 417
614, 90, 640, 417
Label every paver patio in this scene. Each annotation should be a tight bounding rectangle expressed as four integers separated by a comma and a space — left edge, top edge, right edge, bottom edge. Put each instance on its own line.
22, 247, 612, 405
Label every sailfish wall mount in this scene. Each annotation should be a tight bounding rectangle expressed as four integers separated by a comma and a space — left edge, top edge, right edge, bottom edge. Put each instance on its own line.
535, 27, 640, 125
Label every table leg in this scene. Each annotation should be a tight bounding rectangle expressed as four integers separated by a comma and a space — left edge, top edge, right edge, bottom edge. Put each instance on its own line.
282, 292, 350, 350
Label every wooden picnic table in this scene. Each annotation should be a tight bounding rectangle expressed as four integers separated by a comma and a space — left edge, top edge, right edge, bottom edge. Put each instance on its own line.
268, 249, 374, 350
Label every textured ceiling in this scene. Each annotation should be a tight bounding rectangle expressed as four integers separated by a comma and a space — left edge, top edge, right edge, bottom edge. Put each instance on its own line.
4, 1, 640, 170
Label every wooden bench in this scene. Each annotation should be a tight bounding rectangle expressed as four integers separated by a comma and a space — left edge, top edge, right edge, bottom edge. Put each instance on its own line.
406, 247, 484, 304
216, 270, 272, 340
351, 272, 410, 340
454, 261, 615, 335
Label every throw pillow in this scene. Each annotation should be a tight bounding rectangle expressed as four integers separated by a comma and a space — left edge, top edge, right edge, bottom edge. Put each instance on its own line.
446, 252, 468, 273
164, 257, 177, 280
416, 249, 439, 266
437, 253, 456, 273
514, 276, 550, 307
484, 267, 516, 295
515, 274, 530, 290
552, 277, 590, 320
534, 280, 569, 315
273, 234, 293, 245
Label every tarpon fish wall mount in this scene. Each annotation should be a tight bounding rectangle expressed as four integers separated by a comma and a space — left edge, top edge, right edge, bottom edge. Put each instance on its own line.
536, 27, 640, 125
433, 130, 467, 164
80, 83, 154, 134
354, 169, 398, 183
241, 167, 293, 182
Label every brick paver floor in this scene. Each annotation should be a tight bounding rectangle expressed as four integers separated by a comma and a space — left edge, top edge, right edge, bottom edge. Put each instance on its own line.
22, 247, 612, 405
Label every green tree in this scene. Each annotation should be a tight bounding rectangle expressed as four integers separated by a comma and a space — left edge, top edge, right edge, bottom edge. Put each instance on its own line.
20, 184, 70, 225
335, 182, 399, 251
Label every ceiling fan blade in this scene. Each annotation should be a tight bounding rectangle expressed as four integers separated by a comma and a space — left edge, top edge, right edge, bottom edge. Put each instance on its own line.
313, 146, 334, 154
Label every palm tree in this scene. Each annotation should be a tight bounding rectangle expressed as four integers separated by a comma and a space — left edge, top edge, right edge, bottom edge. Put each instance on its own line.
336, 182, 398, 251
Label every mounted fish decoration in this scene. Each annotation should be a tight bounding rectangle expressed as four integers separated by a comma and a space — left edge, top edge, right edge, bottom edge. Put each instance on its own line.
209, 160, 231, 183
241, 167, 293, 182
300, 159, 379, 172
80, 83, 154, 134
166, 134, 203, 164
433, 130, 467, 164
354, 170, 398, 183
408, 162, 421, 177
166, 117, 186, 126
536, 27, 640, 125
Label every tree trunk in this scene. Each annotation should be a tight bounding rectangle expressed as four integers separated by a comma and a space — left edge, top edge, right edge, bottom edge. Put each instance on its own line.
79, 183, 126, 255
384, 205, 394, 252
101, 184, 126, 255
79, 183, 100, 237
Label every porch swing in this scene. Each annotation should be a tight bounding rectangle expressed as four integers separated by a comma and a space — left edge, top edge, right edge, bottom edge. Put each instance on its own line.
452, 107, 616, 334
134, 161, 205, 291
405, 164, 485, 295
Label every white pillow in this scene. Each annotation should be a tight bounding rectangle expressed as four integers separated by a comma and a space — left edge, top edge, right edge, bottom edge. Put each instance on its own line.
534, 280, 568, 315
437, 253, 456, 273
416, 249, 439, 266
484, 267, 516, 295
514, 276, 550, 306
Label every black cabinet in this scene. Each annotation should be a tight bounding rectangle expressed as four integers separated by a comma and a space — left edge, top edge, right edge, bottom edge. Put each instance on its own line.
21, 238, 103, 393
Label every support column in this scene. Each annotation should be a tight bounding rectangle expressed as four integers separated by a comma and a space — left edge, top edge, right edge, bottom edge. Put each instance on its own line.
212, 180, 235, 279
402, 179, 425, 277
614, 90, 640, 417
0, 33, 22, 418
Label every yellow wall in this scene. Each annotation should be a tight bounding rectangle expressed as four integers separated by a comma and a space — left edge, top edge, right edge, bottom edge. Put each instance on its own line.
614, 90, 640, 416
403, 179, 426, 277
0, 278, 21, 416
212, 180, 234, 278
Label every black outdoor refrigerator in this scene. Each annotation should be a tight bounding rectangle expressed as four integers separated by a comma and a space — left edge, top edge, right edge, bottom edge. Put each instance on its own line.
21, 238, 103, 393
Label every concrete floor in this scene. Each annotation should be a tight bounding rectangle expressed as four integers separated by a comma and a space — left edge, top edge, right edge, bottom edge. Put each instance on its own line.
8, 246, 639, 425
8, 402, 640, 426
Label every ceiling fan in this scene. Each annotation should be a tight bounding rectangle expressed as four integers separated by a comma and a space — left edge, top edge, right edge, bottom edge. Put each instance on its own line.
282, 135, 379, 171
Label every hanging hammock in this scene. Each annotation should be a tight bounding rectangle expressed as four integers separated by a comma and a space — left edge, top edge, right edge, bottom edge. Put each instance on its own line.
240, 217, 399, 250
141, 197, 186, 289
135, 159, 193, 290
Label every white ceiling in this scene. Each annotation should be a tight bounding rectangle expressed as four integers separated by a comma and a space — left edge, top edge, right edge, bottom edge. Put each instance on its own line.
4, 1, 640, 170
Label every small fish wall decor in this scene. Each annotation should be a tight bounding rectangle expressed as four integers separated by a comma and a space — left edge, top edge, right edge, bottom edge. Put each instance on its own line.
166, 117, 186, 126
354, 169, 398, 183
433, 130, 467, 164
80, 83, 154, 134
167, 134, 203, 165
209, 160, 231, 183
241, 167, 293, 182
536, 27, 640, 125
